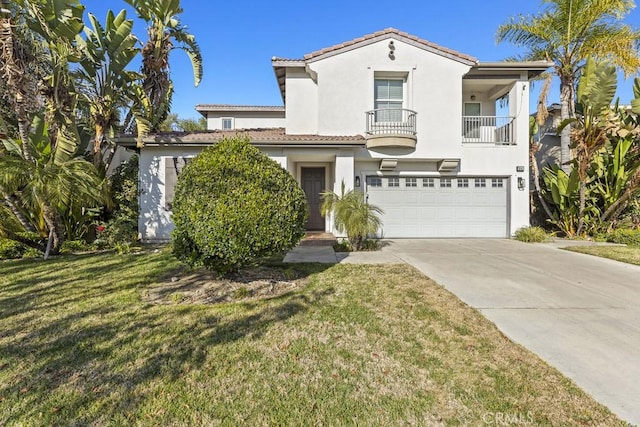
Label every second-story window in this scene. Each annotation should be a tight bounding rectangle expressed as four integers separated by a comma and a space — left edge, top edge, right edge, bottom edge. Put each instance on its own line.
374, 79, 403, 122
221, 117, 234, 130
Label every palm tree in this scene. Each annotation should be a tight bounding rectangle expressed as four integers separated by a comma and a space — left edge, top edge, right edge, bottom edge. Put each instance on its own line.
0, 0, 87, 256
76, 9, 147, 170
497, 0, 640, 172
0, 115, 105, 256
320, 181, 383, 251
124, 0, 203, 132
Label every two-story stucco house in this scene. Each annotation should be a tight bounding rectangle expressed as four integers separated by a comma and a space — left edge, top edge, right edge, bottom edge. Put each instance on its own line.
127, 28, 551, 241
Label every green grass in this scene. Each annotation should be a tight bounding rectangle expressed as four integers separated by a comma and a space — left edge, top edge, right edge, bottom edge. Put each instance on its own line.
0, 250, 624, 425
513, 226, 550, 243
563, 245, 640, 266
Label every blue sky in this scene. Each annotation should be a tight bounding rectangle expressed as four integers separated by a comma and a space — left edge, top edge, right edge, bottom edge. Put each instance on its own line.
84, 0, 640, 120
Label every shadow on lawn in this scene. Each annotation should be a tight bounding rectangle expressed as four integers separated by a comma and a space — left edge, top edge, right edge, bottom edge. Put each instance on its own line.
0, 251, 335, 424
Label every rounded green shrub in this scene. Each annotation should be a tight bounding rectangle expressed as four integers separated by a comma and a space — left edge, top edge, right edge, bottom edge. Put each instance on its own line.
171, 136, 308, 273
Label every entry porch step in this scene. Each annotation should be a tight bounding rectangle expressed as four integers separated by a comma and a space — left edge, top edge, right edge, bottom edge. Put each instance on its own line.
299, 232, 337, 247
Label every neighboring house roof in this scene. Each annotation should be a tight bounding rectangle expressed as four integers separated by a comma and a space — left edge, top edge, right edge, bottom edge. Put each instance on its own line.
118, 128, 366, 148
195, 104, 284, 113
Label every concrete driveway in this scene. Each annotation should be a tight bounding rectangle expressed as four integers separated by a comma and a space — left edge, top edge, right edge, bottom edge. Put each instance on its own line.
384, 239, 640, 425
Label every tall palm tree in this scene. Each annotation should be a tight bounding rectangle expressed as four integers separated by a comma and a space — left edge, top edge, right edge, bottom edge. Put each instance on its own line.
497, 0, 640, 172
124, 0, 203, 132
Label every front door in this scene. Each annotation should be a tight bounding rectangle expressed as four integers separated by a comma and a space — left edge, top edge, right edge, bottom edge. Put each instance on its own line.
301, 167, 325, 230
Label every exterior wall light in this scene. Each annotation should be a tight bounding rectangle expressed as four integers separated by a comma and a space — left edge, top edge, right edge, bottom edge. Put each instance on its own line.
518, 177, 526, 191
355, 176, 361, 187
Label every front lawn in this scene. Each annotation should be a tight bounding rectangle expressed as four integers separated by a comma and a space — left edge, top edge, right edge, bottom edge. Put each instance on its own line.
0, 250, 623, 425
563, 245, 640, 266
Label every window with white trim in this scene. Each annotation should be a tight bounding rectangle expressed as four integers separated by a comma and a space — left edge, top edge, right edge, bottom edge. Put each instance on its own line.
388, 177, 400, 188
405, 178, 417, 187
423, 178, 435, 188
440, 178, 452, 188
475, 178, 486, 188
367, 177, 382, 187
374, 79, 403, 122
221, 117, 233, 130
457, 178, 469, 188
492, 178, 504, 188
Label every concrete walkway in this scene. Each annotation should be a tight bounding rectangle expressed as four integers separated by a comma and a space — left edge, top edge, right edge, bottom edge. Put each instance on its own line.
283, 245, 404, 264
284, 239, 640, 423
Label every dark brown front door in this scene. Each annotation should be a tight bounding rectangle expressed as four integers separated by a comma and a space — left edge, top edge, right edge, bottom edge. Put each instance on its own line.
301, 167, 325, 230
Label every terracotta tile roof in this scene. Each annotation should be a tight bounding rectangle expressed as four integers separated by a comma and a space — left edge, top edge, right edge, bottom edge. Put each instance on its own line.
270, 57, 305, 63
195, 104, 284, 112
303, 28, 477, 64
121, 128, 365, 146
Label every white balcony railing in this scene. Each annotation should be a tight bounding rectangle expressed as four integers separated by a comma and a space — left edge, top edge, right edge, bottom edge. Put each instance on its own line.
462, 116, 515, 144
365, 109, 417, 136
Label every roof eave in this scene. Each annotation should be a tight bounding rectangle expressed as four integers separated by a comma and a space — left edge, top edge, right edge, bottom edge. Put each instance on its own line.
271, 58, 306, 103
304, 32, 477, 66
469, 61, 554, 80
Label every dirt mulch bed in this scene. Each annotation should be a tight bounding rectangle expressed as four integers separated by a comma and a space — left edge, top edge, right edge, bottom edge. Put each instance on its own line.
143, 265, 309, 305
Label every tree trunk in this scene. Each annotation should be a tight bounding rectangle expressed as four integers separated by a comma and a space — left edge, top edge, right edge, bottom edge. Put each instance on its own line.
93, 124, 104, 169
42, 203, 63, 256
559, 75, 575, 174
529, 142, 555, 221
2, 193, 36, 232
576, 181, 586, 236
0, 16, 35, 164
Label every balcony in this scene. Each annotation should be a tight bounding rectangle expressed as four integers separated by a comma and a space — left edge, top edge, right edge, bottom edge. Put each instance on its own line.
365, 108, 417, 149
462, 116, 515, 144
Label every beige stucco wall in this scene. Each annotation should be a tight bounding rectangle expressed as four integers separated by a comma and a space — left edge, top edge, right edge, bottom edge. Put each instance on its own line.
205, 110, 285, 130
287, 39, 471, 160
285, 67, 319, 134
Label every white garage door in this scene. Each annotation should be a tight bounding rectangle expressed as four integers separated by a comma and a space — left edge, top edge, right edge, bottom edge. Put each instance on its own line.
366, 176, 508, 238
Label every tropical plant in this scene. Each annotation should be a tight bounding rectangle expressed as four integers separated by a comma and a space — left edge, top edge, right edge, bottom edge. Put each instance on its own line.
171, 136, 307, 273
0, 0, 89, 256
124, 0, 203, 132
0, 115, 105, 256
592, 135, 640, 229
542, 164, 582, 235
557, 59, 619, 233
497, 0, 640, 172
75, 9, 147, 170
99, 155, 140, 251
320, 181, 383, 251
1, 0, 85, 162
529, 116, 555, 220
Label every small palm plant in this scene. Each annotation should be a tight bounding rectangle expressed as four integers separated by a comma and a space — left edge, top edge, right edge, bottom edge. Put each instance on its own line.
320, 181, 383, 251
